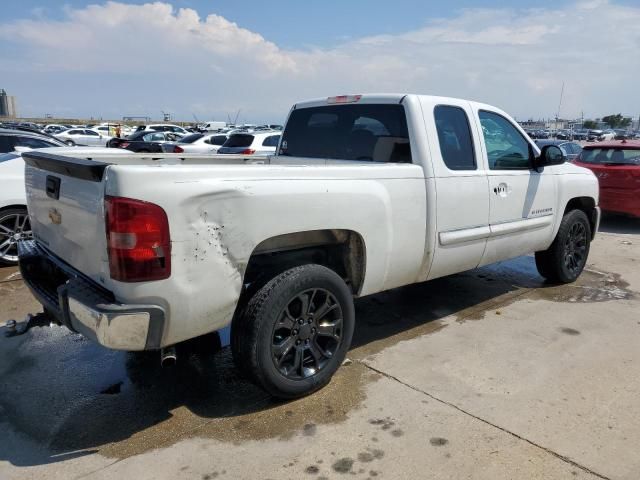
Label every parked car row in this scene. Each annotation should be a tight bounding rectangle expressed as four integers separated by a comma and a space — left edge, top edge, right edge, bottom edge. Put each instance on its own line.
524, 127, 640, 142
107, 129, 282, 156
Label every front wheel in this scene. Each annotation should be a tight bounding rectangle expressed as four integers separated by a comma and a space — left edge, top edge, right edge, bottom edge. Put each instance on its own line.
535, 209, 591, 284
232, 264, 355, 399
65, 140, 75, 146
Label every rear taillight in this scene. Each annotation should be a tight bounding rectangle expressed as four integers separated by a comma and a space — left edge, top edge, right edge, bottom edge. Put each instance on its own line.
173, 145, 184, 153
105, 196, 171, 282
240, 148, 256, 155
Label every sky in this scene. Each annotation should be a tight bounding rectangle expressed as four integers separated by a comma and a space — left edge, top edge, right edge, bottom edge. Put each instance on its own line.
1, 0, 639, 123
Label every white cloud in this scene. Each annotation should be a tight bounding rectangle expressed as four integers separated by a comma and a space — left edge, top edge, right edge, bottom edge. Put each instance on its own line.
1, 0, 639, 122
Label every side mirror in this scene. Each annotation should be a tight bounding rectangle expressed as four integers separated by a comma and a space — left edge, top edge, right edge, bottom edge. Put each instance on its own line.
534, 145, 566, 171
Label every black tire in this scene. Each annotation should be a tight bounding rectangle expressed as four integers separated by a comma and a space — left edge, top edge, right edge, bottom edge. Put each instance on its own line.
232, 264, 355, 399
535, 209, 591, 284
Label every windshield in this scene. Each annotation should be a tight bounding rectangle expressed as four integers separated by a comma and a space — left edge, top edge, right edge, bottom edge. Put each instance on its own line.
178, 133, 204, 144
580, 148, 640, 165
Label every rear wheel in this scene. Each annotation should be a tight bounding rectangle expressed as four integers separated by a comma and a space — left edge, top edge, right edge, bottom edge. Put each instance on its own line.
0, 208, 32, 265
535, 209, 591, 284
232, 264, 355, 399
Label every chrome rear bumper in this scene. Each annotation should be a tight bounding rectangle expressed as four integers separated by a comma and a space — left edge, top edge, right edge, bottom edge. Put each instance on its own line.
18, 240, 165, 351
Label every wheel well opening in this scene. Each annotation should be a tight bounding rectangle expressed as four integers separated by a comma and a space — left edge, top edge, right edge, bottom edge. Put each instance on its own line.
0, 205, 28, 213
242, 229, 366, 296
564, 197, 597, 237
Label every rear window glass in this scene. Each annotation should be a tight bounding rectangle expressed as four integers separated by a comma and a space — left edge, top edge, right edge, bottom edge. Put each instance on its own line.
280, 104, 412, 163
580, 148, 640, 165
179, 133, 204, 144
224, 134, 254, 148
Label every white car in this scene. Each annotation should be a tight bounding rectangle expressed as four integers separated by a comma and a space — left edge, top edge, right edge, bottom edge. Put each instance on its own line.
20, 94, 600, 398
54, 128, 111, 146
167, 133, 228, 153
0, 148, 129, 264
0, 152, 32, 264
136, 124, 190, 136
216, 131, 281, 156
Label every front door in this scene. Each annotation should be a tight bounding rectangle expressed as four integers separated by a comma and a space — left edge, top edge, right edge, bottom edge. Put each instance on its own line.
473, 109, 557, 266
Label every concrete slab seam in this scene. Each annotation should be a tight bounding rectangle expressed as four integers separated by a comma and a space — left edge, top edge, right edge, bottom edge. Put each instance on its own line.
361, 362, 612, 480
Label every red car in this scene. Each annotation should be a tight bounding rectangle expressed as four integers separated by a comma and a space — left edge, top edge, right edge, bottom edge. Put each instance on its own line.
573, 140, 640, 217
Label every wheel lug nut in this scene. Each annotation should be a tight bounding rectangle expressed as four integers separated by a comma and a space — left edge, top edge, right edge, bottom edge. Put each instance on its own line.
305, 339, 309, 344
296, 340, 301, 345
311, 328, 316, 334
298, 319, 304, 325
292, 329, 298, 336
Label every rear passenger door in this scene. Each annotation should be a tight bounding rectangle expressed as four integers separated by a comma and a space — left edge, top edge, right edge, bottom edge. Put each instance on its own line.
421, 98, 490, 280
83, 129, 101, 146
473, 108, 557, 266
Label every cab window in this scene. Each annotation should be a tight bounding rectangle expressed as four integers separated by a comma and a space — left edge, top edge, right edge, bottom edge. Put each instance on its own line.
280, 104, 411, 163
479, 110, 531, 170
434, 105, 476, 170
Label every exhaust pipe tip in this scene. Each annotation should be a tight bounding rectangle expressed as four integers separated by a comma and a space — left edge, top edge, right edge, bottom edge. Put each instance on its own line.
160, 346, 177, 367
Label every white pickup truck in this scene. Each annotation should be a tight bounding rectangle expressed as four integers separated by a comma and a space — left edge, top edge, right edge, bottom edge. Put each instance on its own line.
19, 94, 600, 398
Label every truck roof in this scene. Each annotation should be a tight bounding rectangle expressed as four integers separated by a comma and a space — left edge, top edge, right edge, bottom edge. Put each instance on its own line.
292, 93, 508, 117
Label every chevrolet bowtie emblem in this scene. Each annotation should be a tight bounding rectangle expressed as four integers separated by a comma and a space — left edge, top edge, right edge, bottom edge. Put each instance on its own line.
48, 208, 62, 225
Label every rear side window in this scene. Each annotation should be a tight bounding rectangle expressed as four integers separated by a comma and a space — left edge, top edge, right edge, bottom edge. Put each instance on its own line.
143, 133, 165, 142
580, 148, 640, 165
262, 135, 281, 147
15, 136, 55, 149
434, 105, 476, 170
224, 134, 254, 148
179, 133, 204, 144
0, 135, 15, 153
280, 104, 412, 163
479, 111, 531, 170
210, 135, 227, 145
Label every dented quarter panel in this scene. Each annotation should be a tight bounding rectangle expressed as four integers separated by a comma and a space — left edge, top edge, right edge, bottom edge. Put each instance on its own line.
103, 162, 427, 346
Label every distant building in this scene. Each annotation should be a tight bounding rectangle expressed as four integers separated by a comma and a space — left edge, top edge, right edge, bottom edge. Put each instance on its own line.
0, 89, 17, 118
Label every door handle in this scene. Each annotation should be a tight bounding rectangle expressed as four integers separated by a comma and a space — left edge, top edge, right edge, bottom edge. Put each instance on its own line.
494, 183, 509, 197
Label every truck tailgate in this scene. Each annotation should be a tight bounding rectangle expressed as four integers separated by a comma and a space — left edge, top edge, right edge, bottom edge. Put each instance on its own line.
23, 151, 110, 284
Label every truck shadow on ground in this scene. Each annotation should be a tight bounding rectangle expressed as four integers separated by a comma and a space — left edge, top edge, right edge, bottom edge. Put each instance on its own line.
598, 213, 640, 235
0, 256, 587, 467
